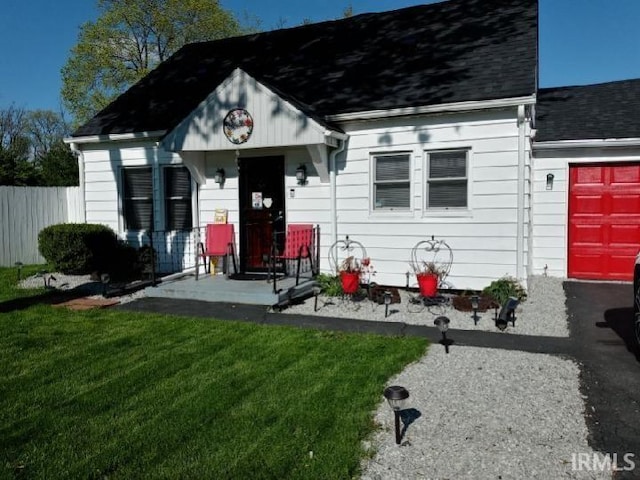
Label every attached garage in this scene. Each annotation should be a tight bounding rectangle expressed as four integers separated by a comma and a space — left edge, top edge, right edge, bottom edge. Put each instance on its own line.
568, 163, 640, 281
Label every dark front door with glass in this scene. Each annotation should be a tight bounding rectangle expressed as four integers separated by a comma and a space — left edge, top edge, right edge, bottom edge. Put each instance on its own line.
239, 156, 285, 272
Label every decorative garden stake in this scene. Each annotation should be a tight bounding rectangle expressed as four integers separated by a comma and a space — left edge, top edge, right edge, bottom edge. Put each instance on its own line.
101, 273, 111, 297
313, 285, 322, 312
15, 262, 23, 281
384, 290, 392, 318
434, 316, 451, 353
471, 294, 480, 325
383, 385, 409, 445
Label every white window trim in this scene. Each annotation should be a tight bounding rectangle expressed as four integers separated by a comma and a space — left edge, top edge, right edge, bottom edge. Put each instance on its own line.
422, 148, 472, 218
369, 151, 413, 216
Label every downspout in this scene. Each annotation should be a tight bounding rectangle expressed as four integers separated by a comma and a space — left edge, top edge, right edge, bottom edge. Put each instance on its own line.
517, 105, 526, 281
329, 137, 347, 247
69, 142, 87, 223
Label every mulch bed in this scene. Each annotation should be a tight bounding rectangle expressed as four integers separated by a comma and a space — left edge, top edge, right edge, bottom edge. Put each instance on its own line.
450, 294, 499, 312
368, 285, 402, 304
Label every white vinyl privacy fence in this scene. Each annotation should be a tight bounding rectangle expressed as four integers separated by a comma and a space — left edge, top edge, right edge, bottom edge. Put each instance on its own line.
0, 186, 84, 266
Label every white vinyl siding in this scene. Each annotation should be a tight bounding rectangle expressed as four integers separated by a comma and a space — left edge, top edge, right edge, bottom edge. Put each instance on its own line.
372, 153, 411, 210
426, 150, 468, 209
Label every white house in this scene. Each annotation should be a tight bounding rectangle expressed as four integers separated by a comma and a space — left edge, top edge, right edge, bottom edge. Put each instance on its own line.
66, 0, 639, 291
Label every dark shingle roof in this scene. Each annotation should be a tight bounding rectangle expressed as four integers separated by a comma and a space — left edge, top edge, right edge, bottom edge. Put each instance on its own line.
536, 79, 640, 142
73, 0, 538, 137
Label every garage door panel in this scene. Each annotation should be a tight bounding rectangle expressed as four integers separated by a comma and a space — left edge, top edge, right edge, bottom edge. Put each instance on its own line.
568, 163, 640, 281
572, 195, 604, 214
611, 195, 640, 213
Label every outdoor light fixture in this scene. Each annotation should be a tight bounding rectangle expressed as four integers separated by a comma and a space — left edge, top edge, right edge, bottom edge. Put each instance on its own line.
546, 173, 554, 190
384, 290, 392, 318
295, 164, 307, 185
383, 385, 410, 445
495, 297, 519, 331
471, 294, 480, 325
434, 316, 451, 353
214, 168, 225, 185
312, 285, 322, 312
15, 261, 23, 281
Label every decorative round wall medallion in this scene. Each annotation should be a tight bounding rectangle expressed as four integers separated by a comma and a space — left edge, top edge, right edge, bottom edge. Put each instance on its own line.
223, 108, 253, 144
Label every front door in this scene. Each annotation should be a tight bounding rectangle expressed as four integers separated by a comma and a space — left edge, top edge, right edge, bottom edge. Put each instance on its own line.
239, 156, 285, 272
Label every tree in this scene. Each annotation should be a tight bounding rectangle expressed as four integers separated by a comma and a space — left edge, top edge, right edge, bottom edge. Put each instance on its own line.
61, 0, 246, 126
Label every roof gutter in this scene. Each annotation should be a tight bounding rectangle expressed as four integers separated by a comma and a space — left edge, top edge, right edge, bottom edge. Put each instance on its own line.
329, 134, 348, 249
516, 105, 526, 282
533, 138, 640, 150
325, 95, 536, 122
64, 130, 167, 145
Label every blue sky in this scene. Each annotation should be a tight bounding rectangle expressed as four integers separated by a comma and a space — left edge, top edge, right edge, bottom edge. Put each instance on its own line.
1, 0, 639, 113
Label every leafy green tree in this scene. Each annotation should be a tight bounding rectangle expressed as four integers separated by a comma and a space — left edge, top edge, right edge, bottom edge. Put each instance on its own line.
62, 0, 245, 126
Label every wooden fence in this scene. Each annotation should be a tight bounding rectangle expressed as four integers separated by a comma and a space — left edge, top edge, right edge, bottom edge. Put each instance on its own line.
0, 186, 83, 266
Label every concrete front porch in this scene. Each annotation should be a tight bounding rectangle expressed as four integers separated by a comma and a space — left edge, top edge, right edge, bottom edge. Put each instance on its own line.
144, 272, 317, 307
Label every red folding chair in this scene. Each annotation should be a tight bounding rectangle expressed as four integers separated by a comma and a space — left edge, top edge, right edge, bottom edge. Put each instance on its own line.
197, 224, 237, 276
270, 224, 315, 286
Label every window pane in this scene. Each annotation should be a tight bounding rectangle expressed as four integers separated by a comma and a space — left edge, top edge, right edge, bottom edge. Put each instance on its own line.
125, 200, 153, 230
166, 200, 192, 230
124, 168, 152, 198
376, 155, 409, 181
429, 181, 467, 208
430, 151, 466, 179
375, 183, 410, 208
165, 167, 191, 197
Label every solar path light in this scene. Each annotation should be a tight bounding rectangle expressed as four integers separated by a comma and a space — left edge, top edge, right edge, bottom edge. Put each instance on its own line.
15, 262, 23, 281
434, 316, 451, 353
384, 290, 392, 318
471, 294, 480, 325
312, 285, 322, 312
383, 385, 409, 445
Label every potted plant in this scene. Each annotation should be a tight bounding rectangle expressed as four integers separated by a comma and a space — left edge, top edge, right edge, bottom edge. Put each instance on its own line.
412, 261, 444, 297
338, 256, 374, 294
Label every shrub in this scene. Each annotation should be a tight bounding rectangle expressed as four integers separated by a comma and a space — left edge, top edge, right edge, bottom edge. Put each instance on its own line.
315, 273, 343, 297
38, 223, 118, 274
482, 276, 527, 305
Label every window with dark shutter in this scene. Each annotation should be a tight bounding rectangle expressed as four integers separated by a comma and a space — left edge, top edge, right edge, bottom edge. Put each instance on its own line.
122, 167, 153, 230
373, 153, 410, 210
427, 150, 468, 209
164, 166, 192, 230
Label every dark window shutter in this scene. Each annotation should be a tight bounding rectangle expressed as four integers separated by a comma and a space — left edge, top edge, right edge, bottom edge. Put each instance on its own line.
123, 167, 153, 230
165, 167, 192, 230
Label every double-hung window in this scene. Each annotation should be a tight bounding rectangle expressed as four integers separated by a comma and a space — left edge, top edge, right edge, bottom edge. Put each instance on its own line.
122, 167, 153, 230
426, 150, 468, 209
373, 153, 411, 210
164, 166, 192, 231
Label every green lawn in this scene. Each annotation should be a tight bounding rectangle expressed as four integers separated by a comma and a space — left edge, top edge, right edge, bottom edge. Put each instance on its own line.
0, 266, 427, 479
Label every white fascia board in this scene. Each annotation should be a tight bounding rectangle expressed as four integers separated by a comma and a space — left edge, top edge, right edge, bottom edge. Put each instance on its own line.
64, 130, 167, 146
325, 95, 536, 122
533, 138, 640, 150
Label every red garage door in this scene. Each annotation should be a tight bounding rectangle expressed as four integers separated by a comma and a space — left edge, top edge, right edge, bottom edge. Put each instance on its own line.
568, 163, 640, 281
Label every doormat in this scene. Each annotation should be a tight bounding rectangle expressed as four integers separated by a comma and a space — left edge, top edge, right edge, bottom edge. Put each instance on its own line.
228, 273, 271, 281
52, 297, 120, 311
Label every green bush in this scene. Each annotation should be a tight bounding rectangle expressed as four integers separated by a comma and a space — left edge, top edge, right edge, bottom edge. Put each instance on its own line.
38, 223, 119, 274
315, 273, 343, 297
482, 276, 527, 305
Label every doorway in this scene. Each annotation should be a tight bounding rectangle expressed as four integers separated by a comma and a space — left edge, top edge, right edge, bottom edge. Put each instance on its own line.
239, 156, 285, 272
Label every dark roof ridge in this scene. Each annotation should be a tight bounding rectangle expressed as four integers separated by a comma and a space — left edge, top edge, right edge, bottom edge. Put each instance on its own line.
540, 77, 640, 93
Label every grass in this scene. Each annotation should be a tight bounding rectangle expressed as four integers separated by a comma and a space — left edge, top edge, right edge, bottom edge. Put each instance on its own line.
0, 266, 428, 479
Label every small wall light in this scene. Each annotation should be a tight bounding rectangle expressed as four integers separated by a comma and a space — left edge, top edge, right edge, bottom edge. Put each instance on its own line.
434, 316, 451, 353
470, 294, 480, 325
295, 164, 307, 185
546, 173, 554, 190
214, 168, 225, 185
383, 385, 410, 445
384, 290, 392, 318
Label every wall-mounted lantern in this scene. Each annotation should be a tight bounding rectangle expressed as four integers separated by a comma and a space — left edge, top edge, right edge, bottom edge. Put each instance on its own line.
296, 164, 307, 185
546, 173, 554, 190
214, 168, 225, 185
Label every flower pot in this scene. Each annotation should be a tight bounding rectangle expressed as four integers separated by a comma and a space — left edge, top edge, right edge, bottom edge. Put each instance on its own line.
340, 271, 360, 294
417, 273, 438, 297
